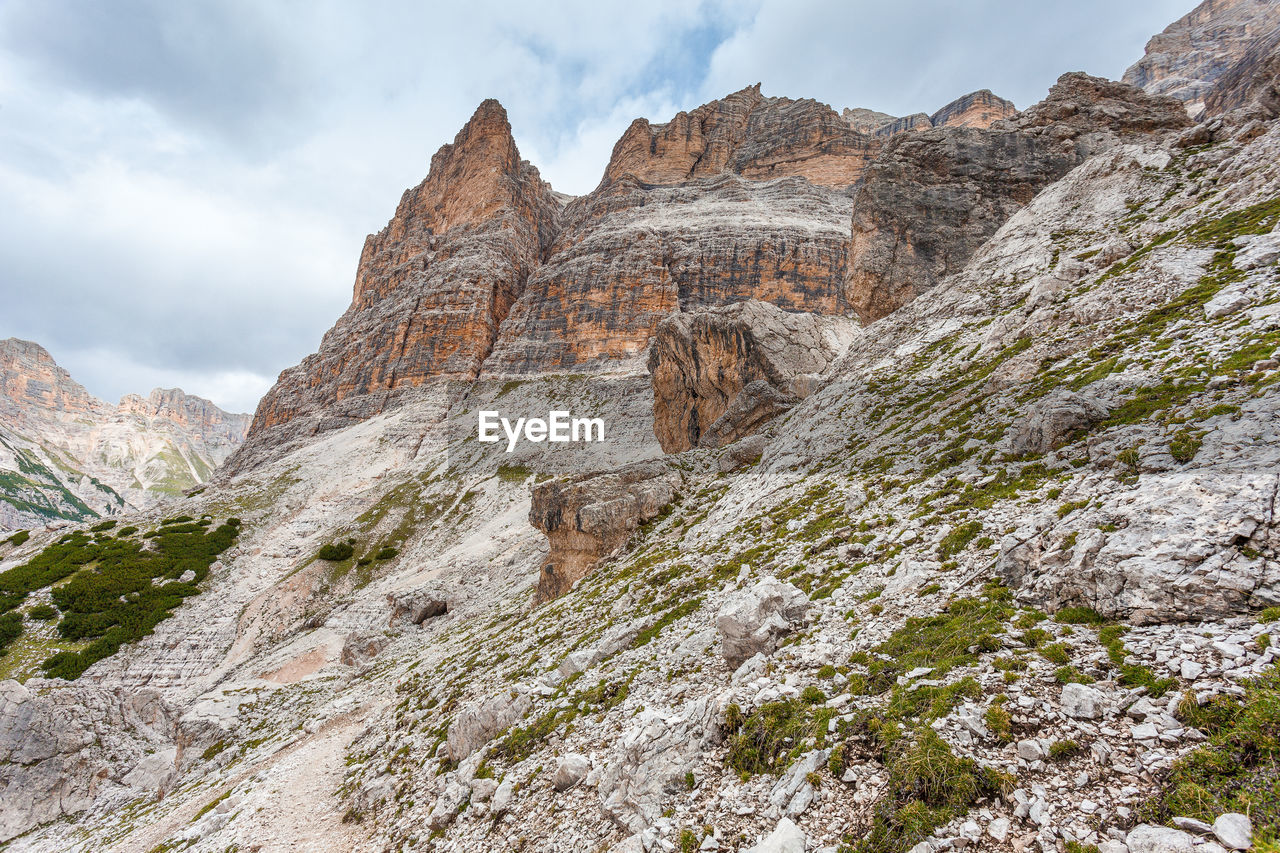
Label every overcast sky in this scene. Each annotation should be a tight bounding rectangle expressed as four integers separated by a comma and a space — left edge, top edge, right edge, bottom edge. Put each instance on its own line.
0, 0, 1192, 414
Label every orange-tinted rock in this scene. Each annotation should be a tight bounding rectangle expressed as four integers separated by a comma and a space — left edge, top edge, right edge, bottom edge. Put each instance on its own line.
246, 101, 562, 440
647, 301, 855, 453
873, 112, 932, 138
841, 107, 896, 134
481, 172, 856, 376
930, 90, 1017, 129
529, 460, 682, 602
601, 84, 879, 190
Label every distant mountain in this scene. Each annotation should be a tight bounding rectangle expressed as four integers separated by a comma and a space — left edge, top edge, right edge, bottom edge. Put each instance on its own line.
0, 338, 249, 529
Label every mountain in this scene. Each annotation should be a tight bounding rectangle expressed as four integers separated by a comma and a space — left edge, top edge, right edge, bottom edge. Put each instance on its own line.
0, 338, 250, 530
3, 1, 1280, 851
1123, 0, 1280, 114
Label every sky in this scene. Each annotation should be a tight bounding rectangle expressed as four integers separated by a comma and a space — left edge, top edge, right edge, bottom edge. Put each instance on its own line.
0, 0, 1193, 414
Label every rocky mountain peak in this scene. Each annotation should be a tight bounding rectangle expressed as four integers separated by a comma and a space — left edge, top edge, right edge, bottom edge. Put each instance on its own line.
601, 83, 878, 189
0, 342, 249, 529
929, 88, 1017, 128
1124, 0, 1280, 113
0, 337, 107, 422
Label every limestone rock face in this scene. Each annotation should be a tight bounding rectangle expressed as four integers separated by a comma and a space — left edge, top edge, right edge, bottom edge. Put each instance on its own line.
0, 339, 248, 529
481, 173, 855, 377
246, 100, 562, 439
840, 107, 896, 133
601, 84, 879, 190
647, 300, 856, 453
1123, 0, 1280, 112
929, 89, 1017, 129
845, 74, 1190, 321
1204, 23, 1280, 117
528, 460, 682, 602
716, 577, 810, 667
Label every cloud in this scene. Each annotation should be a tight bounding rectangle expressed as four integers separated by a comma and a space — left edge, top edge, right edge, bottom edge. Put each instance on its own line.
0, 0, 1194, 414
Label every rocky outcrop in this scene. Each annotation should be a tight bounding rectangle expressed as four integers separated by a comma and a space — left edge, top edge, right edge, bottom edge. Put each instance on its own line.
1204, 23, 1280, 117
1123, 0, 1280, 112
600, 84, 879, 190
865, 91, 1016, 140
873, 112, 933, 138
840, 107, 895, 134
845, 74, 1191, 321
0, 681, 179, 842
647, 300, 856, 453
245, 100, 562, 438
529, 460, 682, 601
716, 577, 810, 667
481, 172, 856, 377
1010, 389, 1111, 456
0, 339, 248, 529
929, 89, 1017, 128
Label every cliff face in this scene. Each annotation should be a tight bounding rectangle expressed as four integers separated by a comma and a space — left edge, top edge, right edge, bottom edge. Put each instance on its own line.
647, 300, 856, 452
247, 100, 562, 438
1204, 23, 1280, 117
0, 339, 249, 529
1123, 0, 1280, 112
240, 76, 1184, 456
845, 73, 1191, 322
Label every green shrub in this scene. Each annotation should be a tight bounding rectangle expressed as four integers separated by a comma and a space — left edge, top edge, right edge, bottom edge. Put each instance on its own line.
984, 704, 1013, 743
724, 694, 836, 776
0, 612, 21, 654
4, 530, 29, 547
1145, 668, 1280, 837
1054, 606, 1106, 625
1040, 643, 1072, 665
116, 526, 138, 537
88, 520, 117, 532
26, 603, 57, 621
316, 542, 355, 562
1055, 666, 1095, 685
1169, 429, 1204, 463
0, 521, 240, 679
1259, 607, 1280, 624
938, 521, 982, 559
1049, 739, 1081, 761
854, 728, 1010, 853
375, 547, 399, 561
861, 582, 1012, 693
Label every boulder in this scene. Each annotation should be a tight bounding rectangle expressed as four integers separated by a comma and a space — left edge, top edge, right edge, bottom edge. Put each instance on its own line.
1213, 812, 1253, 849
552, 753, 590, 791
1010, 389, 1110, 456
716, 578, 810, 667
446, 691, 532, 762
1060, 683, 1106, 720
1127, 824, 1198, 852
747, 817, 807, 853
340, 631, 389, 667
387, 587, 449, 626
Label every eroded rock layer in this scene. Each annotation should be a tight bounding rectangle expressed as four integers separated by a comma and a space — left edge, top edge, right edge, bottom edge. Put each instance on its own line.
845, 73, 1192, 321
647, 300, 856, 452
1124, 0, 1280, 111
247, 100, 562, 439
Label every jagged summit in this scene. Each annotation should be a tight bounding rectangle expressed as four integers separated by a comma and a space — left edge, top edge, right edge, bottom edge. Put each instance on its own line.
0, 339, 249, 529
237, 72, 1192, 458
